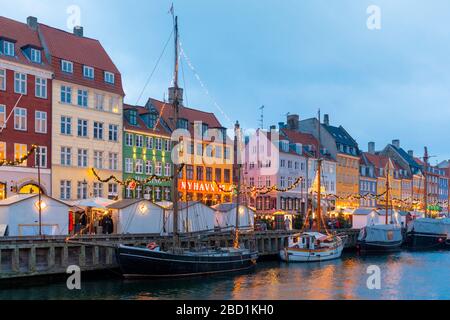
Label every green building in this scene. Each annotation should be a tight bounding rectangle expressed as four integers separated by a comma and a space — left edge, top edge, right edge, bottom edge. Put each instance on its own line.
122, 104, 173, 201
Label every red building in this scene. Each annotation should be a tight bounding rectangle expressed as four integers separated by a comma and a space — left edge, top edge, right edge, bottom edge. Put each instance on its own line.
0, 16, 53, 199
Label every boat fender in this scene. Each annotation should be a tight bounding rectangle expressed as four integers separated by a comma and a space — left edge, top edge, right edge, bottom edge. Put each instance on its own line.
147, 242, 159, 250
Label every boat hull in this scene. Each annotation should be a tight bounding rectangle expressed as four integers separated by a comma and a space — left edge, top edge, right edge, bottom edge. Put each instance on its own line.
279, 245, 344, 262
116, 246, 258, 278
357, 240, 403, 254
405, 232, 448, 250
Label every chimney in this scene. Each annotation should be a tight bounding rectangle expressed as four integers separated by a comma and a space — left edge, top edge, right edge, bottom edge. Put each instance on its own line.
324, 114, 330, 126
73, 26, 84, 37
168, 87, 184, 106
286, 114, 300, 131
27, 16, 38, 30
368, 142, 375, 154
278, 122, 286, 130
392, 139, 400, 148
269, 125, 276, 131
408, 150, 414, 157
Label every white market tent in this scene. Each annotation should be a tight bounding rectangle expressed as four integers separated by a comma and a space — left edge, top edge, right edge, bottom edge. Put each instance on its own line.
0, 194, 70, 237
72, 197, 115, 209
211, 203, 255, 230
160, 201, 216, 234
107, 199, 166, 234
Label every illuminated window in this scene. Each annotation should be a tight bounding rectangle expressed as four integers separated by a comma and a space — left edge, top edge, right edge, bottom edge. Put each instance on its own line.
0, 141, 5, 160
0, 105, 5, 129
35, 111, 47, 133
14, 143, 27, 166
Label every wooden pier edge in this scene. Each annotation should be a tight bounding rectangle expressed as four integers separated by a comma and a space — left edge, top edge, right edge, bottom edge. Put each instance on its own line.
0, 229, 360, 281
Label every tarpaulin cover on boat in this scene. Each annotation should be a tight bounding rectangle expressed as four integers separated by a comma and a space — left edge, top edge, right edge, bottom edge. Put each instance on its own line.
408, 218, 450, 236
359, 224, 403, 242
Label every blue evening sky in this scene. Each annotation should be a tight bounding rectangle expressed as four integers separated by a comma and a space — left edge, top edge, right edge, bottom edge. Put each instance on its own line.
4, 0, 450, 162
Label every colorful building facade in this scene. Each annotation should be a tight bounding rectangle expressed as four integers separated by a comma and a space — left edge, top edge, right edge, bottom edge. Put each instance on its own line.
37, 22, 125, 201
0, 16, 53, 200
122, 104, 173, 201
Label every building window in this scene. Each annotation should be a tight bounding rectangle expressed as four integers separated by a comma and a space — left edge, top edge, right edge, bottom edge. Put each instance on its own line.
83, 66, 94, 79
155, 162, 162, 176
77, 181, 88, 200
93, 183, 103, 198
93, 122, 103, 140
14, 72, 27, 94
196, 166, 204, 180
30, 48, 41, 63
186, 165, 194, 180
35, 77, 47, 99
135, 135, 143, 147
104, 71, 115, 84
60, 116, 72, 135
33, 146, 47, 168
164, 140, 171, 152
215, 168, 222, 182
125, 133, 133, 146
109, 124, 119, 142
77, 149, 88, 168
77, 119, 88, 137
3, 41, 14, 56
35, 111, 47, 133
135, 159, 143, 174
125, 158, 133, 173
164, 163, 171, 176
60, 180, 71, 200
95, 93, 105, 110
93, 151, 103, 169
109, 97, 119, 113
77, 89, 88, 107
60, 85, 72, 104
60, 147, 72, 166
108, 183, 118, 198
224, 169, 231, 183
0, 105, 5, 129
0, 69, 5, 91
109, 152, 118, 170
14, 144, 27, 166
155, 138, 162, 150
14, 107, 27, 131
61, 60, 73, 73
0, 142, 5, 161
145, 160, 153, 175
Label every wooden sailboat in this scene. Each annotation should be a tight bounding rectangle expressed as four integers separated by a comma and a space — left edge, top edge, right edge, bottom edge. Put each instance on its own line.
280, 112, 345, 262
357, 161, 403, 254
115, 15, 257, 278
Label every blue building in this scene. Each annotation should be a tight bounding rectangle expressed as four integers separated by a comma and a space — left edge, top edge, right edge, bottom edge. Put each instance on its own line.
438, 169, 448, 214
359, 151, 377, 208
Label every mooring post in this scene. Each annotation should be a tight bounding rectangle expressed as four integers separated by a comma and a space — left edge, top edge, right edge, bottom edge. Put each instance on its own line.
12, 247, 19, 273
48, 246, 55, 270
29, 246, 36, 273
79, 246, 86, 267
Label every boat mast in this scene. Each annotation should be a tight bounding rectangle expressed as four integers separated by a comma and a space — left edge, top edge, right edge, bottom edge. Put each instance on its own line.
171, 15, 180, 248
423, 147, 429, 218
316, 110, 322, 232
385, 160, 390, 225
234, 121, 242, 249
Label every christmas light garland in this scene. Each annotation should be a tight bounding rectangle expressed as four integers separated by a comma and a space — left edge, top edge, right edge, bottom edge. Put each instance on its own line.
0, 144, 37, 167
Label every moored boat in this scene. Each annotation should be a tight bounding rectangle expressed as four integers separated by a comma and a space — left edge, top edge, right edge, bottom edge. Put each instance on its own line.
357, 224, 403, 254
406, 218, 450, 250
280, 232, 345, 262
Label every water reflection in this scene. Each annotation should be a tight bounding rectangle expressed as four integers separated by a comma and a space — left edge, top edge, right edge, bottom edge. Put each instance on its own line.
0, 251, 449, 300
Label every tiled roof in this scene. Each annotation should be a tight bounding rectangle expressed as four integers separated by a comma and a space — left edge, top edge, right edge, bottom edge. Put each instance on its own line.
364, 153, 390, 170
123, 104, 171, 137
0, 16, 52, 71
323, 124, 359, 156
390, 144, 421, 170
147, 98, 223, 130
38, 23, 124, 96
280, 129, 335, 161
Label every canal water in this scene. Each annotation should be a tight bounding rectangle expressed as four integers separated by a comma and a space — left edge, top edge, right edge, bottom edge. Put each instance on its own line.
1, 250, 449, 300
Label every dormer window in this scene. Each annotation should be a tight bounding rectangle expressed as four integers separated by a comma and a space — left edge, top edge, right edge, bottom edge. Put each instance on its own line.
61, 60, 73, 73
30, 48, 41, 63
83, 66, 94, 79
202, 123, 209, 136
128, 110, 137, 126
177, 118, 189, 130
104, 71, 115, 84
3, 41, 15, 56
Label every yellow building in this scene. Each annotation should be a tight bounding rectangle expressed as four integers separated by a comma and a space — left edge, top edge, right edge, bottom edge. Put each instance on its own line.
39, 24, 125, 201
336, 153, 360, 209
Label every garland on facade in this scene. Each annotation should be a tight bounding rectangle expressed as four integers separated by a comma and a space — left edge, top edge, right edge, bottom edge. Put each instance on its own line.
0, 144, 37, 167
91, 164, 185, 188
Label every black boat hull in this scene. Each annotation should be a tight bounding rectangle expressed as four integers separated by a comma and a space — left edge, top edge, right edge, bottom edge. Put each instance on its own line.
357, 240, 403, 254
405, 232, 448, 250
116, 246, 258, 278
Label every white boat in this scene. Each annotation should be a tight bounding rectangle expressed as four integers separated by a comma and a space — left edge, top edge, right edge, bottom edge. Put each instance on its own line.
280, 232, 345, 262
